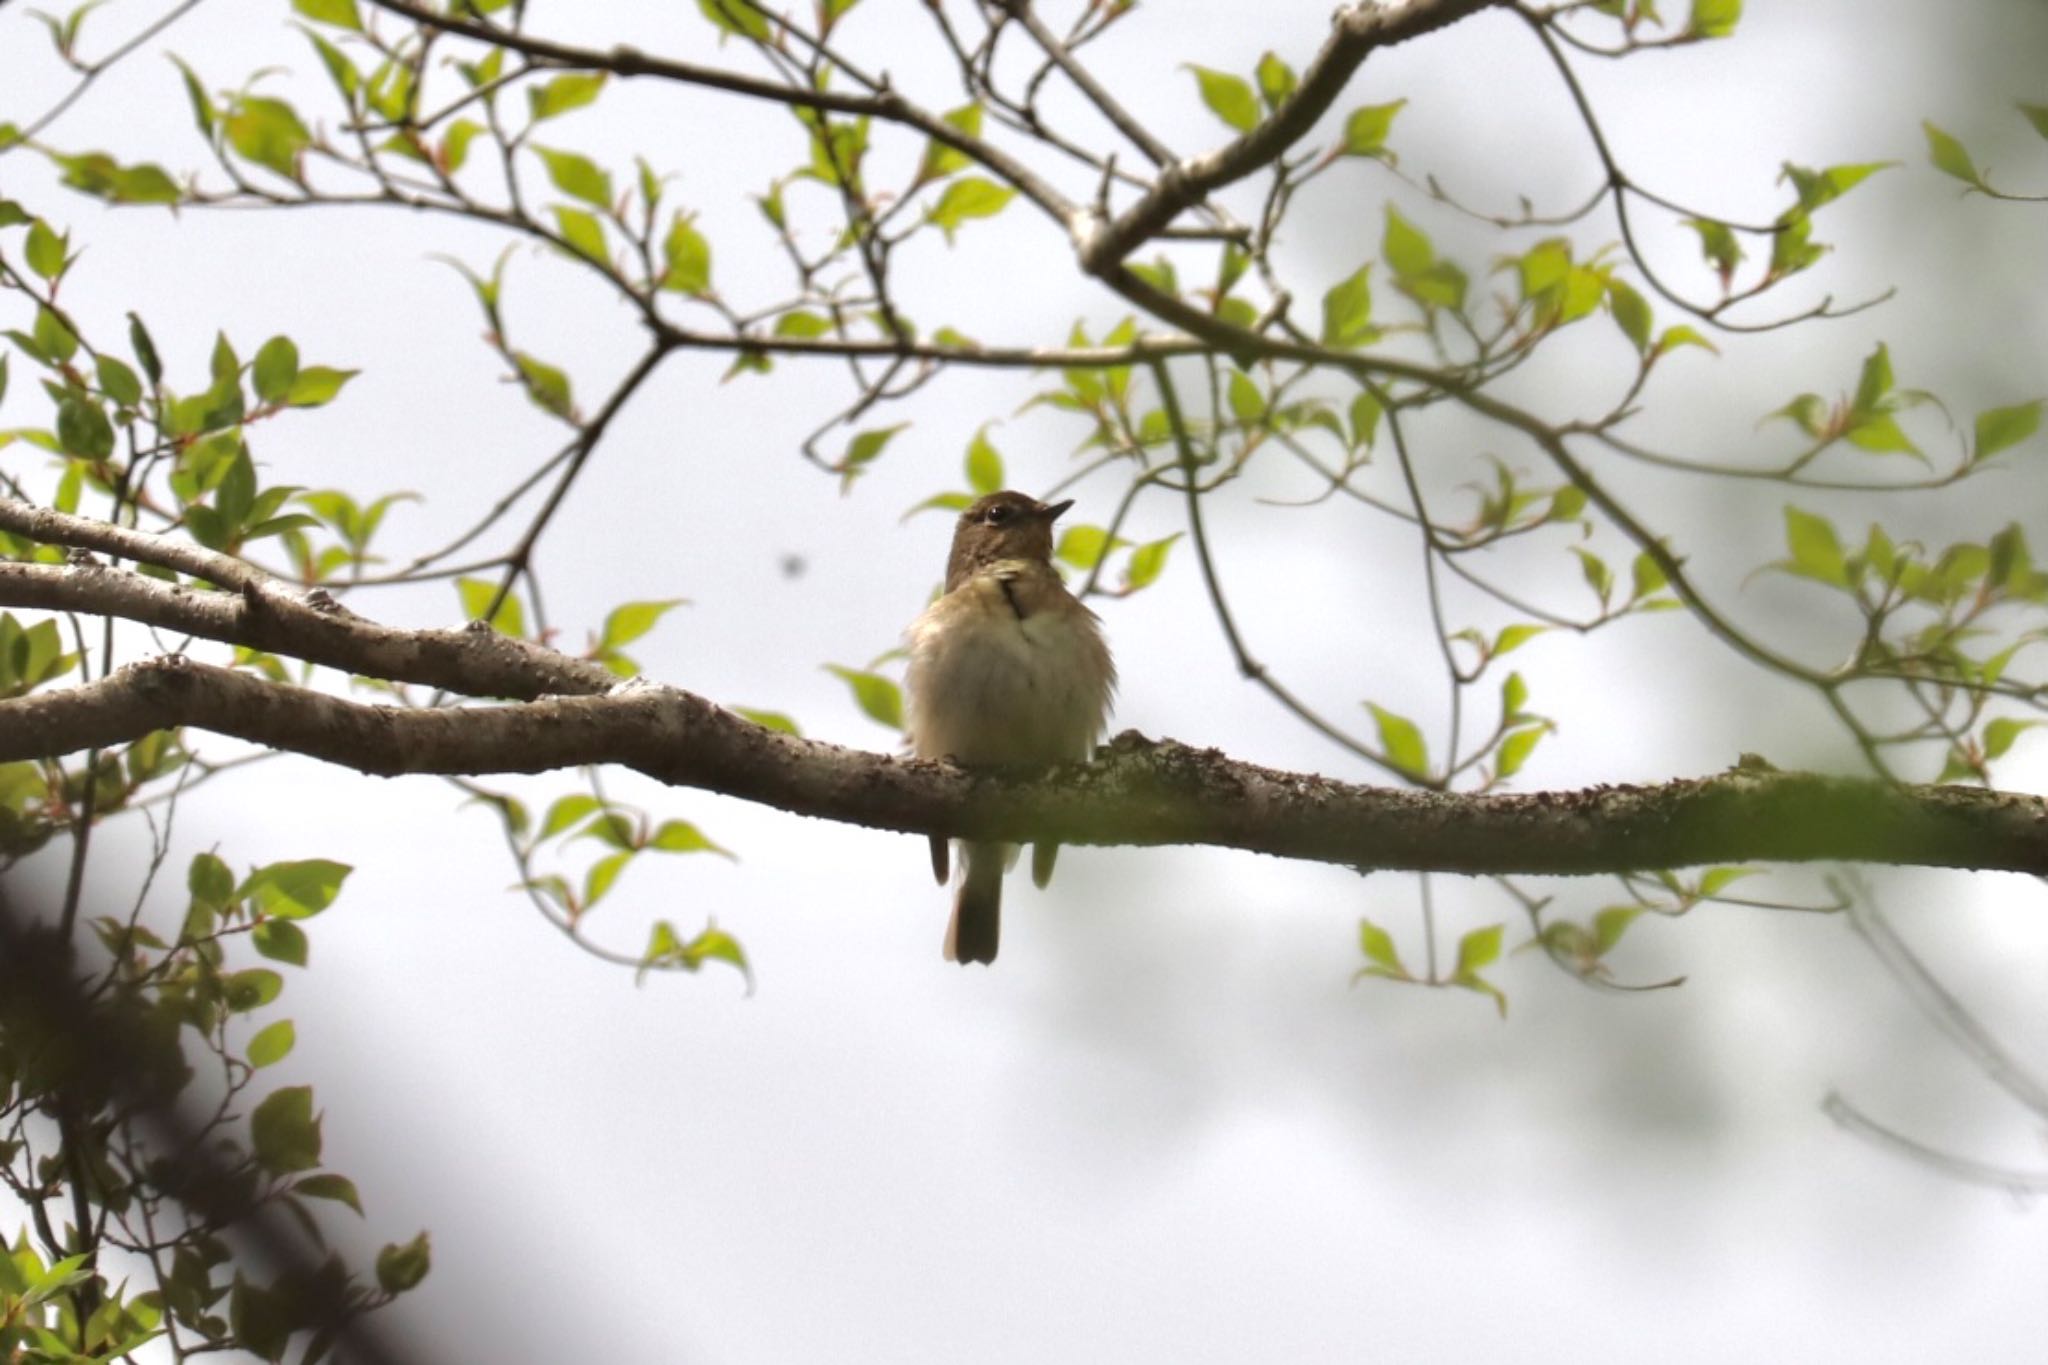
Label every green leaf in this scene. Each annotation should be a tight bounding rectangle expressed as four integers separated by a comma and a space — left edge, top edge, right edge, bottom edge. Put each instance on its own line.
56, 397, 114, 460
241, 858, 351, 918
599, 599, 685, 650
836, 423, 907, 491
223, 968, 283, 1011
965, 428, 1003, 494
1687, 0, 1741, 37
24, 219, 66, 280
512, 352, 573, 419
1320, 265, 1375, 348
1255, 51, 1296, 110
1349, 390, 1382, 450
251, 335, 299, 404
294, 1172, 364, 1215
1187, 65, 1259, 132
284, 365, 356, 407
248, 1019, 296, 1068
1495, 725, 1544, 779
1983, 717, 2039, 761
919, 102, 982, 180
696, 0, 771, 39
230, 1280, 291, 1362
1123, 533, 1182, 592
1455, 923, 1505, 974
1495, 630, 1546, 669
224, 96, 311, 179
1851, 343, 1894, 413
1607, 278, 1652, 353
171, 54, 215, 137
251, 1086, 322, 1173
825, 665, 902, 730
651, 818, 730, 856
1695, 866, 1757, 898
189, 850, 235, 909
252, 919, 309, 967
662, 214, 712, 294
528, 72, 607, 123
1366, 702, 1429, 777
1923, 121, 1987, 190
1055, 523, 1122, 570
456, 576, 527, 636
1630, 550, 1668, 600
1341, 99, 1405, 158
1591, 906, 1639, 953
442, 118, 483, 173
926, 177, 1015, 243
375, 1233, 431, 1295
1844, 413, 1919, 457
539, 793, 602, 840
551, 206, 610, 265
1684, 217, 1744, 280
1782, 505, 1848, 586
293, 0, 362, 28
1572, 546, 1613, 604
35, 304, 79, 362
583, 849, 633, 908
1974, 400, 2041, 462
1381, 203, 1434, 278
533, 145, 613, 207
732, 706, 800, 735
1358, 916, 1404, 973
96, 353, 142, 407
128, 311, 163, 384
1781, 160, 1891, 213
773, 311, 831, 339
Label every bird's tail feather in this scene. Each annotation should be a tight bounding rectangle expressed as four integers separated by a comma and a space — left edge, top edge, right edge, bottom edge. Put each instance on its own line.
945, 840, 1006, 965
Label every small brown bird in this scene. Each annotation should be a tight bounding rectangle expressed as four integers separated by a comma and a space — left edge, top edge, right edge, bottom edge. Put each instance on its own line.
904, 491, 1116, 964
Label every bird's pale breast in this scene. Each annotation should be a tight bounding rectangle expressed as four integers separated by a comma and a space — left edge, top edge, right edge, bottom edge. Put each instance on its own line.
905, 566, 1112, 767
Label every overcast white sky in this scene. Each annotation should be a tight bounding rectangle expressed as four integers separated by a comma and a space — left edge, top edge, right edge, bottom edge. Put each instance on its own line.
5, 1, 2048, 1360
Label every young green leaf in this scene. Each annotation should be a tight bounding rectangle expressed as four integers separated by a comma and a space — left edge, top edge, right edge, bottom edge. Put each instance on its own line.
1123, 534, 1182, 592
250, 1085, 322, 1174
1358, 916, 1405, 973
1687, 0, 1741, 38
824, 664, 903, 730
1341, 100, 1405, 158
662, 213, 713, 294
1923, 121, 1988, 191
1365, 702, 1429, 776
1781, 505, 1849, 586
965, 428, 1004, 494
599, 599, 686, 652
926, 177, 1015, 242
1973, 400, 2041, 462
252, 335, 299, 404
528, 72, 607, 123
1320, 265, 1375, 348
533, 145, 613, 207
248, 1019, 296, 1068
1186, 65, 1259, 132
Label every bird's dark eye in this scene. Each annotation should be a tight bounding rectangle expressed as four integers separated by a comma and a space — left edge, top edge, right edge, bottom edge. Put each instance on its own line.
985, 505, 1011, 524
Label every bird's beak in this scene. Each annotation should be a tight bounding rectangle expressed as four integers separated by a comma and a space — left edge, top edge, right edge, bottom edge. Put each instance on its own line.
1040, 499, 1075, 522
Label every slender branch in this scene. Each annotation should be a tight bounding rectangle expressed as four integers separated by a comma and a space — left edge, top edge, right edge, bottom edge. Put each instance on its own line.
1079, 0, 1509, 268
0, 555, 615, 702
357, 0, 1082, 226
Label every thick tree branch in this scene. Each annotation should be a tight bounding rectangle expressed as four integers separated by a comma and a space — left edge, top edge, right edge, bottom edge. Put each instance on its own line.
5, 657, 2045, 878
